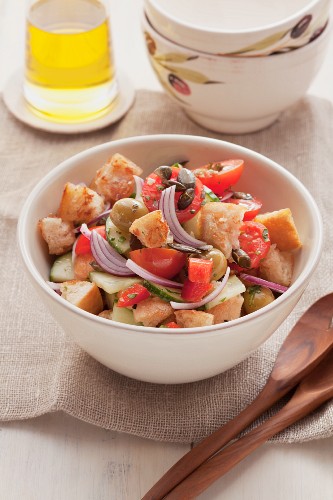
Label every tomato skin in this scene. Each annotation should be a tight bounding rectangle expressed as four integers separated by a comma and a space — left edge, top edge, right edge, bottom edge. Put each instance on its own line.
188, 258, 213, 284
181, 279, 213, 302
75, 226, 106, 255
238, 221, 271, 269
141, 166, 204, 223
129, 248, 186, 279
228, 196, 262, 221
192, 160, 244, 196
117, 284, 150, 308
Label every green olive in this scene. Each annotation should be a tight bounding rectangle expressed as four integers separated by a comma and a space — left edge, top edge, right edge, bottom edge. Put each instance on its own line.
110, 198, 148, 231
202, 248, 227, 281
243, 285, 275, 314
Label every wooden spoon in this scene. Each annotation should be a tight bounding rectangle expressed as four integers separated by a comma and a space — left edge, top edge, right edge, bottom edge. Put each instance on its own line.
165, 346, 333, 499
142, 293, 333, 500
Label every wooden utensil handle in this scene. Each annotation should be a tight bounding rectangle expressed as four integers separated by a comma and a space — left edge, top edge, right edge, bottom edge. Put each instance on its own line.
164, 389, 332, 499
142, 381, 282, 500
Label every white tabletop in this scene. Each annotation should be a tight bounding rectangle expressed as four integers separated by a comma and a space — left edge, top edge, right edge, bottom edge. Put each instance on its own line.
1, 1, 333, 499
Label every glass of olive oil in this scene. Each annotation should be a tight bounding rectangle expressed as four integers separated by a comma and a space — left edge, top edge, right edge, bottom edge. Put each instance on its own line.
24, 0, 118, 123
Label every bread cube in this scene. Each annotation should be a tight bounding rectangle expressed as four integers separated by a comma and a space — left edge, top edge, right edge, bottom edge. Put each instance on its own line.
259, 244, 294, 286
39, 216, 75, 255
175, 310, 214, 328
254, 208, 302, 251
129, 210, 169, 248
209, 295, 244, 324
133, 297, 173, 327
92, 153, 143, 203
201, 202, 246, 259
58, 182, 105, 225
60, 280, 103, 315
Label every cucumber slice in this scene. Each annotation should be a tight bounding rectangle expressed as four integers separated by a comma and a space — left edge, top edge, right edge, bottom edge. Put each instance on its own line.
89, 271, 141, 294
104, 292, 116, 309
105, 216, 130, 255
203, 186, 220, 203
112, 303, 139, 325
205, 275, 246, 310
50, 252, 74, 283
143, 280, 183, 303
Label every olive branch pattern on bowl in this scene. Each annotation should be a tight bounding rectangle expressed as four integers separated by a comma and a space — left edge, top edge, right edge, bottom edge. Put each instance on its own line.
144, 32, 223, 104
221, 13, 329, 57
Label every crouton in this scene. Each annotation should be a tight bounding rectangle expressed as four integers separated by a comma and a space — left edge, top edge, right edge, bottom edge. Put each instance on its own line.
74, 253, 94, 280
209, 295, 244, 324
60, 280, 103, 315
39, 216, 75, 255
133, 297, 173, 327
254, 208, 302, 251
259, 244, 294, 286
175, 310, 214, 328
129, 210, 169, 248
92, 153, 143, 203
58, 182, 105, 225
98, 310, 113, 320
201, 202, 246, 259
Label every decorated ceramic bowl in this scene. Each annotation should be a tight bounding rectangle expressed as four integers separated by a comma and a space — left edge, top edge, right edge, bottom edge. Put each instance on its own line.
17, 135, 323, 384
144, 0, 330, 56
142, 14, 331, 133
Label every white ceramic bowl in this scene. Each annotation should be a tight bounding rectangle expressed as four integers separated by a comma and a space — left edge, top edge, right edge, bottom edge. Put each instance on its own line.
143, 14, 331, 133
145, 0, 330, 56
17, 135, 323, 384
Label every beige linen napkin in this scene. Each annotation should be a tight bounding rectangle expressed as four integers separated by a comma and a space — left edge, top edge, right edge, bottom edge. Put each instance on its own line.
0, 91, 332, 443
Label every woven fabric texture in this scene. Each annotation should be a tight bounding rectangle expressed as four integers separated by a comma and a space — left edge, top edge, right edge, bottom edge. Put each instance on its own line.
0, 91, 332, 443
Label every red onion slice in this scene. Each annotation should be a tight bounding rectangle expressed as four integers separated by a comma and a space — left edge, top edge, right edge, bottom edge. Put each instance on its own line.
171, 267, 230, 310
74, 207, 112, 233
134, 175, 144, 199
219, 190, 234, 202
126, 259, 183, 288
90, 231, 135, 276
160, 186, 210, 250
47, 281, 61, 291
239, 273, 288, 294
79, 223, 92, 239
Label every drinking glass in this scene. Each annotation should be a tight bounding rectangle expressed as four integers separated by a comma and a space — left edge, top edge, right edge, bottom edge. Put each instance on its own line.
24, 0, 118, 123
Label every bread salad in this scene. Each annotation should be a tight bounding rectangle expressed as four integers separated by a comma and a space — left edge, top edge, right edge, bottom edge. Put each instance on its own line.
39, 154, 302, 329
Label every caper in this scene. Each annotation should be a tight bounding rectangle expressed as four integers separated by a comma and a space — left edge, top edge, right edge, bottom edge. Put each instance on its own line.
177, 168, 196, 189
110, 198, 148, 230
232, 249, 252, 269
243, 285, 275, 314
201, 248, 227, 280
177, 188, 195, 210
154, 166, 172, 180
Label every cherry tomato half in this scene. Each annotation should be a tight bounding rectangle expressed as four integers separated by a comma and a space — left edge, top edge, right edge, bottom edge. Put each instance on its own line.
141, 165, 204, 223
228, 195, 262, 221
238, 221, 271, 269
192, 159, 244, 196
129, 248, 186, 279
75, 226, 106, 255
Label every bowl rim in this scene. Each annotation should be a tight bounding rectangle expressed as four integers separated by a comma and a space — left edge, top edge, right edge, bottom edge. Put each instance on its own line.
17, 134, 323, 338
142, 11, 331, 59
145, 0, 327, 38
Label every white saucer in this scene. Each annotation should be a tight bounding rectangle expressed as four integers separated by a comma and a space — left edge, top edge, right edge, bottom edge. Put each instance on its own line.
3, 69, 135, 134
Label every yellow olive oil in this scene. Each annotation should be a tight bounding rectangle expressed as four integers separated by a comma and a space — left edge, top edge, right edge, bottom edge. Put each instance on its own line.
24, 0, 117, 122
